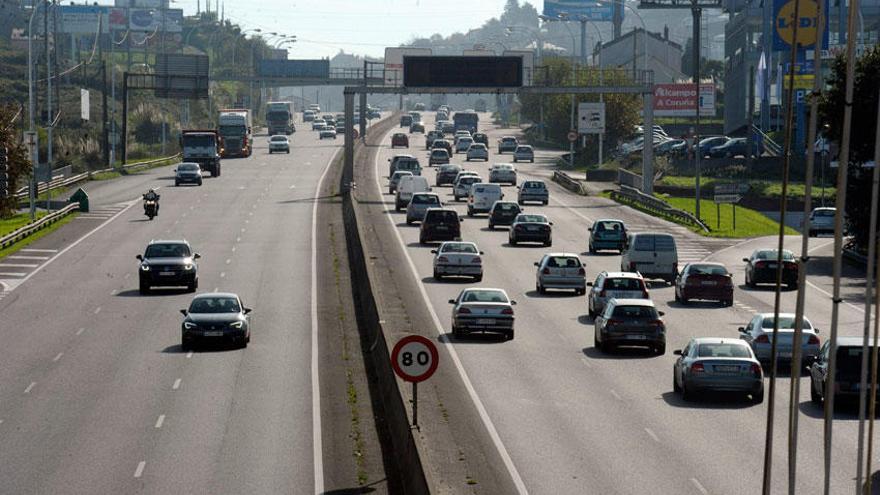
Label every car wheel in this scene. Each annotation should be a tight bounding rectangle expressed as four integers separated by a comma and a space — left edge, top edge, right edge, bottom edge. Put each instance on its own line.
589, 243, 596, 254
181, 339, 191, 352
810, 379, 822, 404
752, 388, 765, 404
681, 380, 693, 401
537, 282, 545, 295
139, 281, 150, 295
654, 344, 666, 356
510, 238, 517, 246
467, 209, 473, 217
452, 325, 461, 339
286, 150, 290, 154
433, 270, 442, 281
544, 240, 552, 247
673, 370, 681, 393
531, 159, 535, 163
594, 331, 600, 348
588, 301, 595, 318
406, 219, 413, 225
600, 339, 613, 353
474, 274, 483, 282
506, 330, 514, 341
188, 279, 198, 292
198, 180, 203, 186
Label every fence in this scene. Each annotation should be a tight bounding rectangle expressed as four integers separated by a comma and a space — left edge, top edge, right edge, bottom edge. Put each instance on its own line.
610, 185, 708, 232
0, 203, 79, 249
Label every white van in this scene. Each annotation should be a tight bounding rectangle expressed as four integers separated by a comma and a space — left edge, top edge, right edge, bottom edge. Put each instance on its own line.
467, 183, 504, 216
620, 232, 679, 284
395, 175, 431, 211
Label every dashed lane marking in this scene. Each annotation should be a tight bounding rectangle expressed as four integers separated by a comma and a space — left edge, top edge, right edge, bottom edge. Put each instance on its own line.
76, 327, 85, 335
134, 461, 146, 478
52, 352, 63, 362
690, 477, 708, 494
0, 263, 39, 268
8, 255, 49, 261
186, 351, 193, 359
20, 248, 58, 253
154, 415, 165, 429
644, 427, 660, 442
23, 382, 36, 394
172, 378, 181, 390
0, 272, 27, 277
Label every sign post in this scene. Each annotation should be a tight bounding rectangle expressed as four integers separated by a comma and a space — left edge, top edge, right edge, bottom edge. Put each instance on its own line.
391, 335, 439, 428
714, 183, 749, 231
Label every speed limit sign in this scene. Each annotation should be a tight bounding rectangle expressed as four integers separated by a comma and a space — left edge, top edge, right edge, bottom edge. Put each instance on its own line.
391, 335, 438, 383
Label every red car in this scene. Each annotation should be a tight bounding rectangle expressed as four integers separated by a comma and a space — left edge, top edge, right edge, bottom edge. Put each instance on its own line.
391, 133, 409, 148
674, 262, 734, 305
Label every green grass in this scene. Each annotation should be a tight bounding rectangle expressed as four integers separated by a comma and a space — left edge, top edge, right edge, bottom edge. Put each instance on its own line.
0, 211, 49, 237
0, 212, 77, 260
659, 175, 836, 202
659, 195, 798, 238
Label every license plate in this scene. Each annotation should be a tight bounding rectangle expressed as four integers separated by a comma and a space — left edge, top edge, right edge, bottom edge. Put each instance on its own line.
767, 263, 778, 269
436, 226, 448, 231
204, 331, 223, 337
476, 318, 495, 325
714, 365, 740, 373
627, 334, 647, 340
701, 281, 717, 286
527, 226, 538, 231
159, 271, 175, 276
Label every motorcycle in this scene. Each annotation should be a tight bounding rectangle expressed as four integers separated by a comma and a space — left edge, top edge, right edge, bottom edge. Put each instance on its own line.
144, 198, 159, 220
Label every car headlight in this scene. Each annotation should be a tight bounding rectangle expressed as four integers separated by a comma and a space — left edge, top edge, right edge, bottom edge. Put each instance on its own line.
183, 322, 197, 329
183, 264, 194, 270
229, 321, 244, 329
140, 263, 150, 271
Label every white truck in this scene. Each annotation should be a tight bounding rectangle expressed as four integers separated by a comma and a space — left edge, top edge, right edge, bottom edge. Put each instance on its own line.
217, 109, 252, 158
266, 101, 295, 136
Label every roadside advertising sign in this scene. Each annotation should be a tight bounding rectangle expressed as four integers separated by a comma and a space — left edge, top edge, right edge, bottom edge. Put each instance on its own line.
652, 83, 715, 117
59, 5, 109, 34
128, 8, 183, 32
782, 74, 814, 90
543, 0, 614, 21
772, 0, 829, 51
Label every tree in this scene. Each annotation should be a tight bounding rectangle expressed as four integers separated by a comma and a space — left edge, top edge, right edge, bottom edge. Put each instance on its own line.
0, 103, 32, 218
819, 46, 880, 250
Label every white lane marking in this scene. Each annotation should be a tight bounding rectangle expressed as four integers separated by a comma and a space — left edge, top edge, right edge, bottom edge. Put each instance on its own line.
8, 255, 49, 260
372, 129, 529, 495
52, 352, 63, 362
0, 272, 27, 277
12, 200, 137, 291
690, 477, 709, 494
172, 378, 181, 390
236, 237, 241, 243
579, 357, 592, 368
213, 287, 219, 292
241, 228, 246, 233
110, 289, 118, 296
134, 461, 146, 478
76, 327, 85, 336
610, 389, 623, 401
0, 263, 38, 268
186, 351, 193, 359
23, 382, 36, 394
155, 414, 165, 428
231, 246, 236, 252
644, 427, 660, 443
220, 272, 226, 278
225, 259, 231, 265
290, 185, 296, 189
20, 248, 57, 253
94, 307, 101, 315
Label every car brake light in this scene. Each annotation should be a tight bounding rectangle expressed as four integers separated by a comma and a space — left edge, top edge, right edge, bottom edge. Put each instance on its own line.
606, 318, 623, 326
648, 319, 664, 328
751, 363, 762, 376
578, 267, 586, 275
458, 307, 471, 314
542, 268, 550, 274
755, 261, 766, 269
808, 334, 820, 345
501, 308, 514, 315
755, 335, 770, 343
471, 257, 482, 264
691, 362, 706, 373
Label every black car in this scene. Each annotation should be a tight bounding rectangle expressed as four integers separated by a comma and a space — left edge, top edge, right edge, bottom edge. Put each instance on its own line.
400, 115, 413, 127
431, 139, 452, 155
810, 337, 880, 407
509, 214, 552, 246
473, 132, 489, 146
488, 201, 522, 229
743, 248, 798, 289
425, 131, 444, 149
436, 164, 463, 186
497, 136, 519, 153
180, 292, 251, 350
420, 208, 462, 244
137, 240, 200, 294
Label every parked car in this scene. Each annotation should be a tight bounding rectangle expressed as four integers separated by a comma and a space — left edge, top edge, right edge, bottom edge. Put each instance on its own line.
395, 175, 430, 211
738, 313, 820, 367
620, 232, 679, 283
174, 162, 203, 186
453, 175, 482, 201
467, 182, 504, 216
267, 136, 290, 155
420, 208, 462, 244
406, 192, 442, 224
594, 298, 666, 354
497, 136, 518, 153
489, 163, 517, 186
432, 241, 482, 281
673, 338, 764, 403
389, 170, 413, 194
674, 262, 734, 305
517, 180, 548, 205
509, 213, 552, 246
697, 136, 730, 157
743, 248, 798, 289
391, 133, 409, 148
810, 337, 880, 406
587, 271, 649, 318
473, 132, 489, 146
513, 145, 535, 163
805, 207, 836, 237
655, 138, 686, 156
466, 143, 489, 161
535, 253, 586, 294
455, 137, 474, 154
180, 292, 251, 350
487, 201, 522, 229
449, 288, 516, 340
588, 219, 627, 253
435, 164, 463, 186
708, 137, 760, 158
429, 148, 451, 166
137, 239, 200, 293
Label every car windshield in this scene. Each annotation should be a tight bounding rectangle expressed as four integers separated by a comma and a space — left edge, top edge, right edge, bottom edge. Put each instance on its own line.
441, 166, 460, 172
270, 136, 287, 142
604, 277, 643, 290
462, 290, 508, 303
178, 164, 199, 171
545, 256, 581, 268
432, 150, 448, 157
688, 264, 729, 276
145, 243, 190, 258
516, 215, 547, 223
755, 249, 795, 261
412, 195, 440, 205
761, 316, 811, 330
697, 343, 752, 358
188, 297, 241, 314
611, 305, 658, 319
441, 243, 477, 254
470, 144, 485, 149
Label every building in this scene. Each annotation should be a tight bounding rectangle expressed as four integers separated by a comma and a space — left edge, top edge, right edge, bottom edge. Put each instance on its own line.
594, 27, 685, 84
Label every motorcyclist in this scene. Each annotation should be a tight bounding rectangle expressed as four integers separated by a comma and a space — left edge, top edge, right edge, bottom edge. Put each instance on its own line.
143, 189, 160, 215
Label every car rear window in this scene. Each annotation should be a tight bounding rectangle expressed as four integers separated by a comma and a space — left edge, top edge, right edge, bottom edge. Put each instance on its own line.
432, 150, 448, 156
462, 290, 508, 303
546, 256, 581, 268
611, 305, 658, 319
688, 264, 729, 276
441, 243, 476, 254
145, 243, 190, 258
524, 181, 545, 189
502, 137, 516, 143
603, 277, 643, 290
760, 316, 811, 330
494, 203, 519, 212
270, 136, 287, 142
755, 249, 795, 261
517, 214, 547, 223
427, 211, 458, 222
633, 235, 675, 251
593, 221, 623, 232
813, 209, 835, 217
516, 146, 532, 152
837, 347, 875, 376
697, 343, 752, 358
459, 177, 479, 185
412, 195, 439, 205
470, 143, 485, 149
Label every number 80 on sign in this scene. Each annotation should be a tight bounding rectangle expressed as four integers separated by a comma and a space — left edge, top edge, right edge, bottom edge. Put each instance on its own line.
391, 335, 439, 383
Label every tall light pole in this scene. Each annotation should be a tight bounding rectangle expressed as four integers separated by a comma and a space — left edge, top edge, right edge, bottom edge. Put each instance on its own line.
551, 15, 578, 167
27, 2, 42, 220
231, 28, 261, 67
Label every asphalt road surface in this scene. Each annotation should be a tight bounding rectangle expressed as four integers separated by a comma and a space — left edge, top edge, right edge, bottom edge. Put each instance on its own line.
365, 112, 874, 494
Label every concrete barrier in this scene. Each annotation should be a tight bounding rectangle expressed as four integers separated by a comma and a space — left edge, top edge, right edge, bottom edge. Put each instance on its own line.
552, 170, 586, 195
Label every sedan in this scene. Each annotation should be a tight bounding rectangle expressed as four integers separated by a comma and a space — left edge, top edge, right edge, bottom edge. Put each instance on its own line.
410, 122, 425, 134
268, 135, 290, 154
174, 162, 203, 186
535, 253, 586, 295
512, 145, 534, 163
391, 133, 409, 148
698, 136, 731, 157
488, 201, 521, 229
405, 192, 442, 224
311, 119, 326, 131
497, 136, 518, 153
744, 248, 798, 289
738, 313, 820, 367
432, 241, 483, 281
472, 132, 489, 146
429, 149, 451, 166
509, 213, 552, 246
180, 292, 251, 350
466, 143, 489, 161
449, 288, 516, 340
674, 262, 734, 305
319, 126, 337, 139
425, 131, 444, 149
673, 338, 764, 403
435, 164, 463, 187
594, 298, 666, 354
455, 137, 474, 153
489, 163, 517, 186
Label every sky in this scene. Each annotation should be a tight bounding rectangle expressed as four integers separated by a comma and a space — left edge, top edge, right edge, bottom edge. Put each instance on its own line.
169, 0, 519, 59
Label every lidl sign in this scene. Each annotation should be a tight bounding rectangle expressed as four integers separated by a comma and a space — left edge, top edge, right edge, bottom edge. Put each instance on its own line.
773, 0, 829, 51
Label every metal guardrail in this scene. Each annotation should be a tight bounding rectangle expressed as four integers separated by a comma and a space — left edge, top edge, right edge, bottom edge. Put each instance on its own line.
610, 185, 709, 232
751, 125, 782, 157
552, 170, 585, 195
0, 203, 79, 249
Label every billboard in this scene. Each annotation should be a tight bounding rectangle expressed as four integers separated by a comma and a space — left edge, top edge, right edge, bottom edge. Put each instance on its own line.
109, 8, 127, 30
652, 83, 715, 117
257, 60, 331, 79
128, 8, 183, 32
773, 0, 829, 51
59, 5, 109, 34
384, 47, 432, 86
403, 56, 523, 88
543, 0, 614, 21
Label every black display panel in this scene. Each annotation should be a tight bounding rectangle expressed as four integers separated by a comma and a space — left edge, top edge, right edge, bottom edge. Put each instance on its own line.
403, 56, 523, 88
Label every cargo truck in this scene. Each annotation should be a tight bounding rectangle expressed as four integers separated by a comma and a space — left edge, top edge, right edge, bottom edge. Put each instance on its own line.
266, 101, 295, 135
180, 130, 222, 177
218, 109, 252, 157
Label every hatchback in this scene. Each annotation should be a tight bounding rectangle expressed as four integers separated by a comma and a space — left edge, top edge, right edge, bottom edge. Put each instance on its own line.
517, 180, 548, 205
497, 136, 518, 153
405, 192, 442, 224
674, 262, 734, 305
472, 132, 489, 146
180, 292, 251, 350
513, 145, 534, 163
738, 313, 820, 367
432, 241, 483, 281
420, 208, 462, 244
743, 249, 798, 289
535, 253, 586, 294
466, 143, 489, 161
174, 162, 203, 186
429, 149, 451, 166
805, 207, 836, 237
488, 201, 522, 229
425, 131, 444, 149
391, 133, 409, 148
431, 139, 453, 155
594, 298, 666, 354
674, 338, 763, 403
449, 288, 516, 340
435, 164, 463, 187
509, 214, 552, 246
587, 271, 649, 318
489, 163, 517, 186
456, 137, 474, 153
453, 175, 482, 201
588, 219, 627, 253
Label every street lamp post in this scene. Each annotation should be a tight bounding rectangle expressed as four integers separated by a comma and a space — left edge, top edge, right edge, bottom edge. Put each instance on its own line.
232, 28, 261, 67
552, 16, 578, 168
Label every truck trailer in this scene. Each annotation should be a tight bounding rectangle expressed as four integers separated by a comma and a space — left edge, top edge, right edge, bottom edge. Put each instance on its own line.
218, 109, 252, 157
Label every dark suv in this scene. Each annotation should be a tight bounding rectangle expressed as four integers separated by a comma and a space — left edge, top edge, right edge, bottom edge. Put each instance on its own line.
137, 240, 200, 293
473, 132, 489, 146
420, 208, 462, 244
810, 337, 880, 407
488, 201, 522, 229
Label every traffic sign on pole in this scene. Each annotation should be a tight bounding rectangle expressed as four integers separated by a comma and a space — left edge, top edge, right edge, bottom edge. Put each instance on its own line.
567, 130, 578, 142
391, 335, 439, 428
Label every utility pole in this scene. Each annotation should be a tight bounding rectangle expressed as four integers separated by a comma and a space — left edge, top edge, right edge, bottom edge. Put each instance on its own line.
692, 2, 702, 220
46, 0, 53, 211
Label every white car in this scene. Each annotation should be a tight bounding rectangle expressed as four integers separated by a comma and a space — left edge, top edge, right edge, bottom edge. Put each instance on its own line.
431, 241, 483, 281
453, 175, 482, 201
268, 135, 290, 154
449, 288, 516, 340
405, 192, 442, 224
466, 143, 489, 161
453, 131, 471, 145
805, 207, 836, 237
512, 145, 534, 163
319, 126, 337, 139
489, 163, 517, 185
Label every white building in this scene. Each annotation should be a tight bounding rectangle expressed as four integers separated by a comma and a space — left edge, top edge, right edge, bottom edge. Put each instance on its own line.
595, 27, 685, 84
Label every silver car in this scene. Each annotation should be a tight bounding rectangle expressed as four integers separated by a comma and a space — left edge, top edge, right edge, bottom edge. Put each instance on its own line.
319, 126, 337, 139
517, 180, 549, 205
738, 313, 820, 367
268, 135, 290, 154
489, 163, 517, 186
513, 145, 535, 163
466, 143, 489, 161
389, 170, 413, 194
455, 137, 474, 153
432, 241, 483, 281
449, 288, 516, 340
673, 337, 764, 403
805, 207, 836, 237
174, 162, 203, 186
535, 253, 586, 295
405, 192, 442, 224
453, 175, 482, 201
587, 271, 649, 318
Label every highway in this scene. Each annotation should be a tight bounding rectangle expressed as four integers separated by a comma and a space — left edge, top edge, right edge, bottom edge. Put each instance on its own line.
0, 120, 387, 494
363, 112, 873, 494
